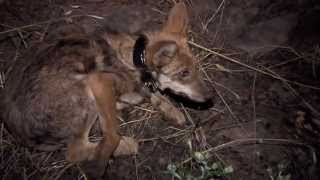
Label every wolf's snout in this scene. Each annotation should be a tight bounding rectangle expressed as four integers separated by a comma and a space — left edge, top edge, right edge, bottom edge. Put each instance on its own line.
194, 81, 215, 102
162, 81, 215, 110
191, 84, 215, 110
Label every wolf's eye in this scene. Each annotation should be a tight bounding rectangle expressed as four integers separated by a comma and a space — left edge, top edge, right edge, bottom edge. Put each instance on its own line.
178, 70, 191, 78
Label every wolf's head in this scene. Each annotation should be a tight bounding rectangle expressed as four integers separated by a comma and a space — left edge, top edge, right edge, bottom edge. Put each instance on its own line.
98, 2, 214, 104
139, 3, 214, 103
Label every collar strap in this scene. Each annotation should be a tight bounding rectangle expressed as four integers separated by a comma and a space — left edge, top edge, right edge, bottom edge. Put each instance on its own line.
133, 35, 159, 92
133, 35, 148, 68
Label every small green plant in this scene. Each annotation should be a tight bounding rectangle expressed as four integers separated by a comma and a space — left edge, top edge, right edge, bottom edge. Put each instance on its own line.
267, 164, 291, 180
166, 152, 233, 180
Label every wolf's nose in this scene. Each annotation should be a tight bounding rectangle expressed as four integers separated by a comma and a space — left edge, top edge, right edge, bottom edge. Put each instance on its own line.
201, 98, 214, 110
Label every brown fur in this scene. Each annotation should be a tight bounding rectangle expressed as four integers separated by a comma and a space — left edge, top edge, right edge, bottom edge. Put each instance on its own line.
100, 3, 212, 103
1, 25, 139, 178
1, 2, 213, 179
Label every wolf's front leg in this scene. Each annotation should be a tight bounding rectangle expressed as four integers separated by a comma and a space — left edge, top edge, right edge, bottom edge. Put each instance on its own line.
116, 92, 144, 110
150, 92, 186, 126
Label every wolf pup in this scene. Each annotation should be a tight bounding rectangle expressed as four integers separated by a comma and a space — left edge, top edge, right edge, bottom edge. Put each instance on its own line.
97, 2, 213, 123
1, 2, 213, 179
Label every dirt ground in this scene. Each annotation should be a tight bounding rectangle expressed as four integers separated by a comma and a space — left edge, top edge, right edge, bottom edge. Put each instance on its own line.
0, 0, 320, 180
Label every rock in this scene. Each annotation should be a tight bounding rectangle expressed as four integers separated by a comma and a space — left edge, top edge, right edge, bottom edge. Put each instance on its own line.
232, 14, 297, 54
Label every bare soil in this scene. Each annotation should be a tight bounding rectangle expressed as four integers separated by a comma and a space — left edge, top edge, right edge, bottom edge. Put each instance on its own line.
0, 0, 320, 180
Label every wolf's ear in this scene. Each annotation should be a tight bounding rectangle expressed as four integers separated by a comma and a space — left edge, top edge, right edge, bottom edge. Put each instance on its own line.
163, 2, 189, 37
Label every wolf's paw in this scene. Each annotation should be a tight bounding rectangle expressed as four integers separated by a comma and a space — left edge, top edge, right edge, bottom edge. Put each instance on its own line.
151, 93, 186, 126
113, 136, 139, 156
169, 106, 186, 126
117, 92, 144, 110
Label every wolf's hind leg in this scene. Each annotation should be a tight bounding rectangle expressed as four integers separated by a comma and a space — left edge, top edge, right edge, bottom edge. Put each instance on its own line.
66, 73, 139, 178
66, 118, 98, 163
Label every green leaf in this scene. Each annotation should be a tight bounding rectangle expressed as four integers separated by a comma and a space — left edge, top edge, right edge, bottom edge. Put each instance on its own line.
167, 164, 177, 172
194, 152, 206, 162
223, 166, 234, 174
211, 163, 219, 170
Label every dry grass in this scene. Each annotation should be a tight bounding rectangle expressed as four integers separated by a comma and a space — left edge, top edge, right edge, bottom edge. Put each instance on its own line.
0, 71, 4, 89
0, 1, 319, 179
